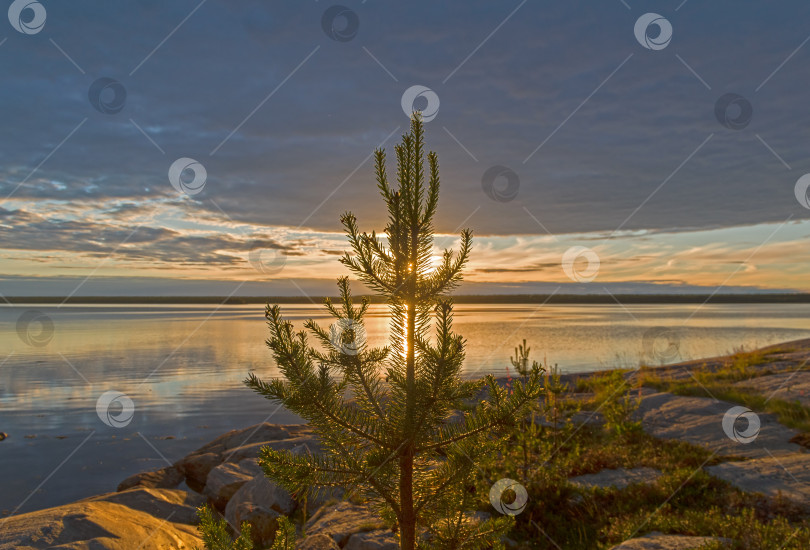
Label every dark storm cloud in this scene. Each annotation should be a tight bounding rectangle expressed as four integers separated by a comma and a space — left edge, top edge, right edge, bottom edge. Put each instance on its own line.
1, 0, 809, 245
0, 206, 295, 265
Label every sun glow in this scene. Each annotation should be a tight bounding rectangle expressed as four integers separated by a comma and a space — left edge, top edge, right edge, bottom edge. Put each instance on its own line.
402, 303, 409, 358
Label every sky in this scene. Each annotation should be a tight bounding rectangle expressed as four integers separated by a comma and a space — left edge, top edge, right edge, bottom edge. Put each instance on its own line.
1, 0, 810, 296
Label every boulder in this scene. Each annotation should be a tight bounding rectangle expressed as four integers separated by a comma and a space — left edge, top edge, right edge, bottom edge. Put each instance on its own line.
202, 424, 295, 452
117, 465, 184, 492
232, 504, 280, 549
183, 424, 311, 460
229, 435, 322, 465
0, 488, 202, 549
345, 529, 398, 550
305, 501, 386, 547
176, 451, 221, 493
226, 473, 296, 519
298, 533, 341, 550
203, 459, 262, 510
173, 423, 315, 492
225, 473, 295, 547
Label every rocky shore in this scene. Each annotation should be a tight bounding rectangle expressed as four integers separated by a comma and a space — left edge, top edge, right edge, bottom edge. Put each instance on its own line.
0, 422, 398, 550
3, 338, 810, 549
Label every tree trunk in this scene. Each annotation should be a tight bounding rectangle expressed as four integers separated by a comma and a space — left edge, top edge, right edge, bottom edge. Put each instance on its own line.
401, 263, 417, 550
401, 296, 417, 548
400, 208, 419, 549
399, 450, 415, 549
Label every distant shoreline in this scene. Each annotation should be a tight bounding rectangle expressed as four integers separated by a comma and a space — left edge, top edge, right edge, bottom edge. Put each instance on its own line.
4, 293, 810, 305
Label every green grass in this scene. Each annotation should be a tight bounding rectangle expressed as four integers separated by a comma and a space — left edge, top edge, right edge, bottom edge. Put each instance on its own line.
480, 422, 810, 549
477, 373, 810, 549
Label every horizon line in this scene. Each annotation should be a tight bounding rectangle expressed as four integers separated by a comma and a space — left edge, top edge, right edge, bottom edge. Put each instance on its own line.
4, 293, 810, 305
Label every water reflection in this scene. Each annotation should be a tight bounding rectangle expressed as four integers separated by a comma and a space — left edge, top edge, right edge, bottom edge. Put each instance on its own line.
3, 303, 810, 413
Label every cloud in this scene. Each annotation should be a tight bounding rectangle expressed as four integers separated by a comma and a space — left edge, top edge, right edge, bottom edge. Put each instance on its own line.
0, 202, 302, 268
2, 1, 809, 293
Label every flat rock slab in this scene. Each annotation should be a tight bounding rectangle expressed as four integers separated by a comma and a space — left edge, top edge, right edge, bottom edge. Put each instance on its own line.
732, 372, 810, 408
706, 452, 810, 503
306, 501, 386, 547
81, 487, 204, 526
0, 488, 203, 549
117, 465, 184, 492
636, 391, 801, 459
569, 467, 662, 490
203, 458, 262, 510
610, 531, 723, 549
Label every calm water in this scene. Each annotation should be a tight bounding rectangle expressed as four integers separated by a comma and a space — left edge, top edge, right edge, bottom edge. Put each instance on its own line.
2, 302, 810, 514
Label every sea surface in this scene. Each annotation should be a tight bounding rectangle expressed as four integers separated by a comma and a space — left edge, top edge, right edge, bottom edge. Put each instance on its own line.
2, 302, 810, 514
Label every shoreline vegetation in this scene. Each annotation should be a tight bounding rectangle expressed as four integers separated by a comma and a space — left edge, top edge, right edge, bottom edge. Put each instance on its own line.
4, 293, 810, 305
